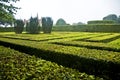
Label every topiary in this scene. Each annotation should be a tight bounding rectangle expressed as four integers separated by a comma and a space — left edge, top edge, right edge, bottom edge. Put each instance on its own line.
42, 17, 53, 33
26, 16, 40, 34
14, 19, 24, 34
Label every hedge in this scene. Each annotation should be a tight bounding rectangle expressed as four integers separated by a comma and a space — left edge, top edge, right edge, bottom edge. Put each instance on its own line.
77, 34, 120, 43
53, 24, 120, 32
0, 27, 14, 32
0, 38, 120, 79
51, 41, 120, 53
87, 20, 115, 24
1, 24, 120, 32
0, 46, 102, 80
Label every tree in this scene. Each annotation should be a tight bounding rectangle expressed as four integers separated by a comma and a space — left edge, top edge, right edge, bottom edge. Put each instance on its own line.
42, 17, 53, 33
26, 16, 40, 34
0, 0, 19, 25
117, 16, 120, 24
56, 18, 66, 26
103, 14, 118, 22
14, 19, 24, 34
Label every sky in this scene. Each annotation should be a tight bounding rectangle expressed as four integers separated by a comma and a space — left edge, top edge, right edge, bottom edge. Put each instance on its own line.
14, 0, 120, 24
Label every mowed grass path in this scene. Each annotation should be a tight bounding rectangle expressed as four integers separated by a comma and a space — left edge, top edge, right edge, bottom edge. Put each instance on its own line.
0, 32, 120, 80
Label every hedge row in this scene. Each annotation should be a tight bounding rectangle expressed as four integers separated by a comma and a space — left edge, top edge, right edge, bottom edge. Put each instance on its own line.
85, 34, 120, 41
53, 24, 120, 32
0, 38, 120, 79
0, 27, 14, 32
51, 41, 120, 52
0, 32, 110, 43
0, 46, 100, 80
87, 20, 115, 24
77, 34, 120, 43
1, 24, 120, 32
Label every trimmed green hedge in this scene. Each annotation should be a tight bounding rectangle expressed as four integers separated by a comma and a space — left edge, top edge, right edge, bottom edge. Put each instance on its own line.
51, 41, 120, 53
1, 24, 120, 32
76, 34, 120, 43
0, 46, 100, 80
87, 20, 115, 24
0, 27, 14, 32
53, 24, 120, 32
0, 38, 120, 79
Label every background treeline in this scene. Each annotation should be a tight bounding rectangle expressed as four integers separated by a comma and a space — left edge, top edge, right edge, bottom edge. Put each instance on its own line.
0, 14, 120, 33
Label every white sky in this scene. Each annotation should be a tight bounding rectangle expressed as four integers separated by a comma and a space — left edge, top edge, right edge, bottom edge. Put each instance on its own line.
14, 0, 120, 24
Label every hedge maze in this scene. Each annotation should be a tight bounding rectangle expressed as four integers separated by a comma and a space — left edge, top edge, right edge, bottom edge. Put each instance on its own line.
0, 32, 120, 80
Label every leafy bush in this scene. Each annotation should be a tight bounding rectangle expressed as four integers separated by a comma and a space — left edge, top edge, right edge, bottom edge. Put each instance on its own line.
53, 24, 120, 32
0, 46, 101, 80
56, 18, 67, 25
42, 17, 53, 33
26, 16, 40, 34
0, 27, 14, 32
87, 20, 115, 24
103, 14, 118, 23
14, 19, 24, 34
0, 37, 120, 79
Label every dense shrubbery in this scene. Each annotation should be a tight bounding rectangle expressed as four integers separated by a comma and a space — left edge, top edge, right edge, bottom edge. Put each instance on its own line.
56, 18, 67, 26
0, 37, 120, 79
0, 46, 101, 80
87, 20, 115, 24
0, 27, 14, 32
1, 24, 120, 32
103, 14, 118, 23
26, 16, 40, 34
14, 19, 24, 34
53, 24, 120, 32
42, 17, 53, 33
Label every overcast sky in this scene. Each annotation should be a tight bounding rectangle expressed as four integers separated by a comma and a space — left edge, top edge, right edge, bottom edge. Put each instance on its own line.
14, 0, 120, 24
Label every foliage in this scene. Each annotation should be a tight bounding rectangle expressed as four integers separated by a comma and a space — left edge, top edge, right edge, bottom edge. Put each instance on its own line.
53, 24, 120, 32
0, 27, 14, 32
14, 19, 24, 34
42, 17, 53, 33
72, 22, 85, 25
103, 14, 118, 22
0, 46, 101, 80
87, 20, 115, 24
1, 24, 120, 33
26, 16, 40, 34
0, 0, 19, 24
0, 17, 13, 26
56, 18, 67, 26
117, 16, 120, 24
0, 32, 120, 79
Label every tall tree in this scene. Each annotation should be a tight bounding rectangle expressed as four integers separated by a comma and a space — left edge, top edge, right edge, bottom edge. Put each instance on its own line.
0, 0, 19, 25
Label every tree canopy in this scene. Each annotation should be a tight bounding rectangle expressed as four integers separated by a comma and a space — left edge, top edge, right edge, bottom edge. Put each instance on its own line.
103, 14, 118, 22
0, 0, 19, 25
56, 18, 66, 26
